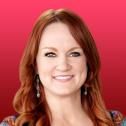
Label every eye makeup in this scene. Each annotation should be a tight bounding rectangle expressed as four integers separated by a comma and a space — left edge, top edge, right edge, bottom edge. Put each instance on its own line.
44, 52, 56, 57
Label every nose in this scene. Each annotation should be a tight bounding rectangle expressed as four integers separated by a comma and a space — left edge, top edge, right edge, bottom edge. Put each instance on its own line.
55, 56, 72, 72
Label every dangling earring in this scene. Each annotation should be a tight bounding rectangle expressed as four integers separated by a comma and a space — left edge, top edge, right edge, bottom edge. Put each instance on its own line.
84, 86, 88, 96
36, 74, 40, 98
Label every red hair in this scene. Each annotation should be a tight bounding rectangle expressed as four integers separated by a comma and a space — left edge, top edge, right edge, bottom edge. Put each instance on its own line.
13, 9, 114, 126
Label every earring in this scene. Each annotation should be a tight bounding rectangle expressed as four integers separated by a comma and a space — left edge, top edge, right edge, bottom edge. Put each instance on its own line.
36, 74, 40, 98
84, 86, 88, 96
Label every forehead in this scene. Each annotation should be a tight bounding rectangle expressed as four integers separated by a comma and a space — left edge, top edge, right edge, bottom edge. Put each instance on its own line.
39, 22, 80, 48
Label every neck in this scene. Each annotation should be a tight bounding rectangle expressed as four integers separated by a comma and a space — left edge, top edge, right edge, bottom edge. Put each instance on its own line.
44, 90, 87, 120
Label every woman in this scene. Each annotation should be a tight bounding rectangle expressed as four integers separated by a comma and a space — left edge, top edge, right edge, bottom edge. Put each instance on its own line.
0, 9, 125, 126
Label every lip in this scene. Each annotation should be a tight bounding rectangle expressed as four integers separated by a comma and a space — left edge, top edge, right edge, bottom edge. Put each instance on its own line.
52, 75, 74, 82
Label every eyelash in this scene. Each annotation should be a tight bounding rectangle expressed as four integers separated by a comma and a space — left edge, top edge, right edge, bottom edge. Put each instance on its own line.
44, 52, 81, 57
45, 52, 56, 57
69, 52, 81, 57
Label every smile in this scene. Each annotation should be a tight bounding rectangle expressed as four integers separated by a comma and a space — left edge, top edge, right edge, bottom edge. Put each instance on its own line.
53, 75, 74, 82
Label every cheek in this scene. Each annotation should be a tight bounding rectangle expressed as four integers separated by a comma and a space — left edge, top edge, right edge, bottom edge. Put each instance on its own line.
81, 63, 87, 72
79, 63, 88, 85
37, 60, 54, 75
37, 61, 54, 85
73, 59, 87, 72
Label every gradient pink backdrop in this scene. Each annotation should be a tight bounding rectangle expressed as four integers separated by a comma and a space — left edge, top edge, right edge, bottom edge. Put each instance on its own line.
0, 0, 126, 120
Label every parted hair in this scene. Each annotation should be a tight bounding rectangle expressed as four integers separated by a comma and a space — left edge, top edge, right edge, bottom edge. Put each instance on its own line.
13, 8, 114, 126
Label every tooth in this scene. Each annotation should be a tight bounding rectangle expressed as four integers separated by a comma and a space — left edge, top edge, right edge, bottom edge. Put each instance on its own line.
55, 76, 72, 80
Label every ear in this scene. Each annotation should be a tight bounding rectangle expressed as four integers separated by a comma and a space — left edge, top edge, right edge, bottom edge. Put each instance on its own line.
34, 61, 38, 74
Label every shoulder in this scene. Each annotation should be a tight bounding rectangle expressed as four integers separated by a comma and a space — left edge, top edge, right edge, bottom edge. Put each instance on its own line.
110, 110, 126, 126
0, 115, 17, 126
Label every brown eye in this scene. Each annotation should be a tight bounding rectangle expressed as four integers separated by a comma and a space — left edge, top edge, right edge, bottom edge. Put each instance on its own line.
70, 52, 81, 57
45, 52, 56, 57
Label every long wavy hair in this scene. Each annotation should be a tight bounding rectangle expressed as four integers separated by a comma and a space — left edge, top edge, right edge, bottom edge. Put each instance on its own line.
13, 9, 114, 126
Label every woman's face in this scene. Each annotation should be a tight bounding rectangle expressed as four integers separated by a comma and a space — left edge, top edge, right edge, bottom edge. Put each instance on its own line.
36, 22, 88, 97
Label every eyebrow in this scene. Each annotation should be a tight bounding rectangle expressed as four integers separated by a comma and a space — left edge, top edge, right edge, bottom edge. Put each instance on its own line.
41, 47, 82, 52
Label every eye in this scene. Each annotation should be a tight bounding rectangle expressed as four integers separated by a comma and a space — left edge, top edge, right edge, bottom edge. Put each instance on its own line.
69, 52, 81, 57
44, 52, 56, 57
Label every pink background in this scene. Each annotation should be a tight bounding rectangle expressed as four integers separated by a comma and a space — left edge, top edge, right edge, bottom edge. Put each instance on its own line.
0, 0, 126, 120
